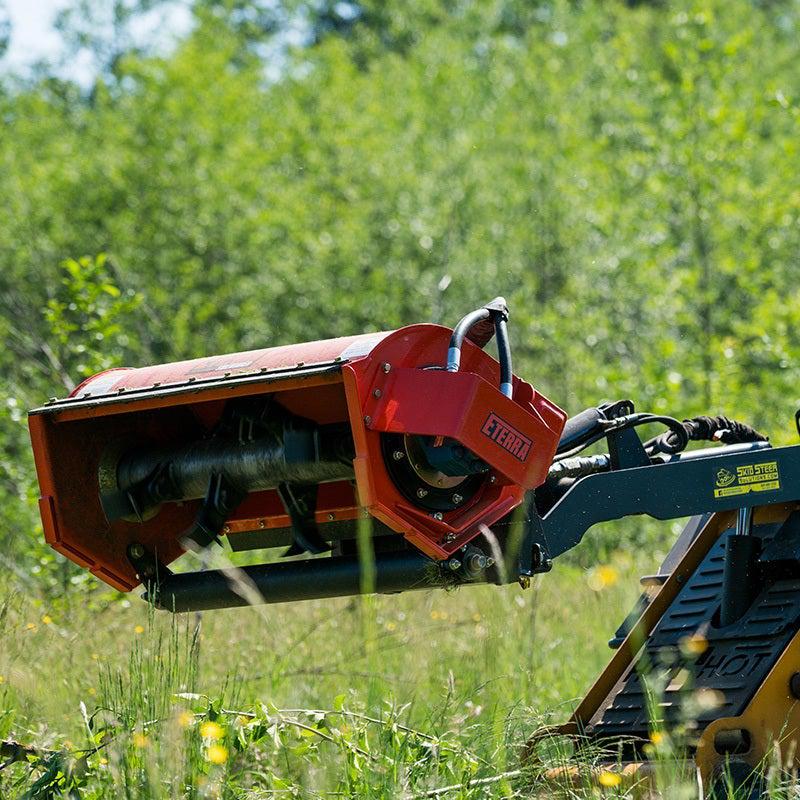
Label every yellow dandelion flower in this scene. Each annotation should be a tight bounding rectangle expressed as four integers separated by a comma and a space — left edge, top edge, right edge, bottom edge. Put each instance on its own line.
134, 625, 145, 635
91, 653, 99, 661
200, 721, 224, 740
650, 731, 663, 745
598, 770, 622, 787
205, 744, 228, 764
598, 565, 618, 585
99, 757, 108, 766
430, 610, 440, 620
133, 733, 148, 748
0, 675, 5, 684
88, 687, 96, 696
42, 615, 53, 625
25, 623, 37, 632
587, 565, 619, 592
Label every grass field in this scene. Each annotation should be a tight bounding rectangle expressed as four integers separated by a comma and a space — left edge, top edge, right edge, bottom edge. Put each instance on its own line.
0, 542, 669, 798
7, 532, 796, 799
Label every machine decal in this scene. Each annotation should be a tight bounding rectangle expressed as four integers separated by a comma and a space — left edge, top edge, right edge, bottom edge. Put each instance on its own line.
481, 412, 532, 462
713, 460, 780, 498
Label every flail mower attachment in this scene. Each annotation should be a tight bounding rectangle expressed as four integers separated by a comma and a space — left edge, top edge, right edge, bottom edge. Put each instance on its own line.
28, 299, 567, 610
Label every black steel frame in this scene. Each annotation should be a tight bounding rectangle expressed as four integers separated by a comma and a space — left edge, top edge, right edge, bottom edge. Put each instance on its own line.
521, 440, 800, 575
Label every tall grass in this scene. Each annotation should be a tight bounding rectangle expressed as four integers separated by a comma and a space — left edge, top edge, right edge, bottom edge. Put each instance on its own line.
0, 549, 788, 797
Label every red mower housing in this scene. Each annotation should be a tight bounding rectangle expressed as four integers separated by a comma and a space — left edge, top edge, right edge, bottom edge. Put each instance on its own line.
29, 321, 566, 592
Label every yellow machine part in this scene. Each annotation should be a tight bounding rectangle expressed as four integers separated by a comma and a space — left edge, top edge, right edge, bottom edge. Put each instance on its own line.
526, 503, 800, 795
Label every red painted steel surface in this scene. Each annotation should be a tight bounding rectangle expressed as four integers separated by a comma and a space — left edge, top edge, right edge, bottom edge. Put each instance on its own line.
340, 325, 566, 559
29, 323, 566, 590
71, 332, 390, 399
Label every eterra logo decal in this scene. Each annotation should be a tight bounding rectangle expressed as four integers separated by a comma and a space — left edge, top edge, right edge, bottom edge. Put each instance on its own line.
481, 413, 532, 462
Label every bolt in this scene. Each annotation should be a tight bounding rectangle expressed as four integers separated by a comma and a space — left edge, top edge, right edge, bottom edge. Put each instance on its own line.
382, 362, 391, 373
448, 559, 462, 571
373, 388, 382, 398
486, 557, 495, 567
466, 552, 488, 572
489, 475, 497, 484
452, 493, 463, 505
392, 450, 405, 461
129, 543, 145, 559
444, 532, 457, 543
328, 512, 335, 521
432, 512, 443, 520
258, 520, 265, 529
364, 415, 372, 426
416, 487, 428, 499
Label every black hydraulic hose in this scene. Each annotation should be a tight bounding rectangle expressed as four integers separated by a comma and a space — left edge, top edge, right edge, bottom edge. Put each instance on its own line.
494, 315, 513, 399
552, 412, 689, 462
446, 299, 513, 398
447, 308, 491, 373
556, 407, 607, 455
646, 415, 768, 455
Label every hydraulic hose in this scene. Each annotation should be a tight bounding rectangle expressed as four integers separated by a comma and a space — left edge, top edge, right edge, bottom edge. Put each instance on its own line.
446, 298, 513, 398
446, 307, 491, 373
494, 314, 513, 398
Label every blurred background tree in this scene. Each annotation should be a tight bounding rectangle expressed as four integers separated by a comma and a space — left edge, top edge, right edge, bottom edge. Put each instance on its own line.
0, 0, 798, 589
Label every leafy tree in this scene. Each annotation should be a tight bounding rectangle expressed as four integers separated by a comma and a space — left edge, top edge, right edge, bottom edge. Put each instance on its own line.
1, 0, 800, 578
0, 1, 10, 61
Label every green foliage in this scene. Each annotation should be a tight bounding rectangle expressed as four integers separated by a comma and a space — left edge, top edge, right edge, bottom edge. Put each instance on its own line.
0, 0, 798, 579
44, 254, 141, 381
0, 3, 799, 792
0, 254, 136, 592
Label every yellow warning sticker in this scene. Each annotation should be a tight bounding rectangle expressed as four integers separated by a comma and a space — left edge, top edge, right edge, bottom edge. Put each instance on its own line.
713, 461, 781, 498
